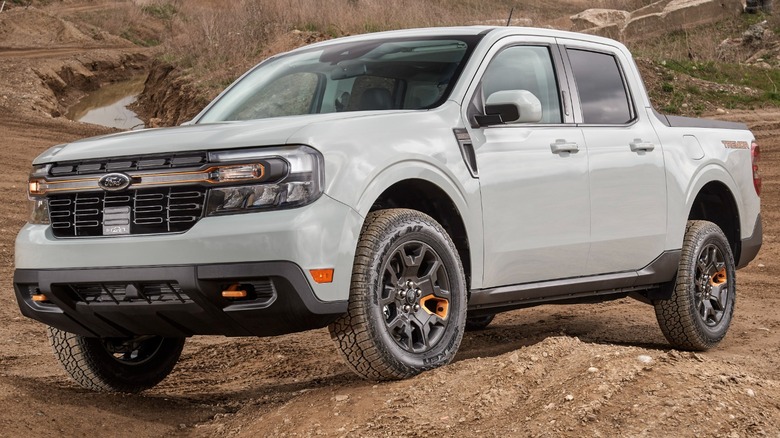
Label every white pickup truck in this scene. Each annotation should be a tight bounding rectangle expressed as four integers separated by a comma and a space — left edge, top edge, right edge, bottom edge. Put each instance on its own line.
15, 26, 762, 393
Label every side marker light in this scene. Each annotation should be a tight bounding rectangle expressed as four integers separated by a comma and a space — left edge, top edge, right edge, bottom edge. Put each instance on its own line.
310, 269, 334, 284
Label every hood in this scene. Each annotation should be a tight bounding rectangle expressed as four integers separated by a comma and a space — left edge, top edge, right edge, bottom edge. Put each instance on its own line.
34, 111, 410, 164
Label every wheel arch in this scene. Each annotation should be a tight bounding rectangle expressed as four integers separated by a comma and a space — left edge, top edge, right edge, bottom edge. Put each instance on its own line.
368, 178, 474, 290
686, 178, 741, 262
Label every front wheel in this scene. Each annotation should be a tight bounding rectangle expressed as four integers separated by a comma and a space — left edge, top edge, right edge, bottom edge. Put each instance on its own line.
654, 220, 736, 351
47, 327, 185, 393
465, 314, 495, 331
329, 209, 467, 380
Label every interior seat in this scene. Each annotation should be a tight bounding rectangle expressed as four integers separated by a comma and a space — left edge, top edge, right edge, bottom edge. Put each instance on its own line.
359, 88, 393, 110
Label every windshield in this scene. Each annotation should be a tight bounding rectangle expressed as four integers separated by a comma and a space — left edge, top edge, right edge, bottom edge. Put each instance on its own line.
197, 35, 482, 123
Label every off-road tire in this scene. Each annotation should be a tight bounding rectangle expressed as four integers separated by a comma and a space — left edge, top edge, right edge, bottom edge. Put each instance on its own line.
465, 314, 495, 331
654, 220, 736, 351
329, 209, 467, 380
47, 327, 185, 393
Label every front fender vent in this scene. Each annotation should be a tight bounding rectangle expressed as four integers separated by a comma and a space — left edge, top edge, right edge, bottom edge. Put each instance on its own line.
453, 128, 478, 178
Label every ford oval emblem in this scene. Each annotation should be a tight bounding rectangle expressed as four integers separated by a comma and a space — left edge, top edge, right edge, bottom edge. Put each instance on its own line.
98, 173, 132, 191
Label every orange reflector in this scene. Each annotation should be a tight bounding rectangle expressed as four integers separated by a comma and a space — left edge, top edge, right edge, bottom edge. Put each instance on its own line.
310, 268, 334, 284
31, 294, 49, 302
222, 284, 248, 299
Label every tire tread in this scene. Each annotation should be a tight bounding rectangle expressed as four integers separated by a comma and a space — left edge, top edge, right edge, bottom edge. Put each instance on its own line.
654, 220, 736, 351
329, 209, 465, 380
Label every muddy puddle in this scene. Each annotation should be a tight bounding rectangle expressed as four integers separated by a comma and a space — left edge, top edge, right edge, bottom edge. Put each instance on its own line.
66, 75, 146, 130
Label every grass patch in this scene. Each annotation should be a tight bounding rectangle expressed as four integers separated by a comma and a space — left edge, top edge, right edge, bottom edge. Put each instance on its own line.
121, 30, 161, 47
664, 60, 780, 93
141, 3, 177, 21
655, 59, 780, 110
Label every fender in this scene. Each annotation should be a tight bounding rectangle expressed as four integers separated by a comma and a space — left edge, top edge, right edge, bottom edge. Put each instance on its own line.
353, 160, 486, 290
666, 162, 742, 250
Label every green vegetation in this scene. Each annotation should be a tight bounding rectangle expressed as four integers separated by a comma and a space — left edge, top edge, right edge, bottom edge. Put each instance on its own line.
663, 60, 780, 109
120, 30, 161, 47
141, 3, 177, 21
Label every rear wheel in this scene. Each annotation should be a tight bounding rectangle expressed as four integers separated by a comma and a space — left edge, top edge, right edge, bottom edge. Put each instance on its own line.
329, 209, 467, 380
654, 220, 736, 350
47, 327, 185, 393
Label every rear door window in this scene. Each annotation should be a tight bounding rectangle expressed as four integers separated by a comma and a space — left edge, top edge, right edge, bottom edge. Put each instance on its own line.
566, 49, 633, 125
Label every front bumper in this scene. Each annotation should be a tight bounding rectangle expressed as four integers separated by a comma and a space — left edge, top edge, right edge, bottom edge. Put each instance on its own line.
14, 262, 347, 338
15, 194, 363, 302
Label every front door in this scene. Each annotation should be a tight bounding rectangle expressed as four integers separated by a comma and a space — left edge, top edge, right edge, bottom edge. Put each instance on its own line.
465, 40, 591, 288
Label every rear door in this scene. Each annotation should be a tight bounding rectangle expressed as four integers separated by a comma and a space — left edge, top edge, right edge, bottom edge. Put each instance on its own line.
558, 41, 667, 274
463, 37, 591, 287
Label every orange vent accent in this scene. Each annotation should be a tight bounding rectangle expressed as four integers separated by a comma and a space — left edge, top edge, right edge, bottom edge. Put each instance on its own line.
31, 294, 49, 302
221, 284, 248, 299
310, 269, 334, 284
419, 295, 449, 319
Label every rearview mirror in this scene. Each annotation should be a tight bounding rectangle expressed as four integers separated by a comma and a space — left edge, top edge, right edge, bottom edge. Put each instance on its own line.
480, 90, 542, 126
331, 62, 368, 80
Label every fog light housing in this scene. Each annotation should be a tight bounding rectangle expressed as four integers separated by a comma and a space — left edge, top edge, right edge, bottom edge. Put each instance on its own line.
28, 197, 50, 225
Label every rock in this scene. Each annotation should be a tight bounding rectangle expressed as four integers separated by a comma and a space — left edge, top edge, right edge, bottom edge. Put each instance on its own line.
637, 355, 654, 364
743, 21, 772, 44
587, 367, 599, 373
334, 394, 349, 402
716, 108, 727, 114
622, 0, 744, 41
746, 388, 756, 397
565, 394, 574, 401
758, 263, 765, 268
570, 9, 630, 31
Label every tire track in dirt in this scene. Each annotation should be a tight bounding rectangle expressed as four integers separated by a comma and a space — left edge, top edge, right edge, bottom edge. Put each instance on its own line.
0, 45, 134, 58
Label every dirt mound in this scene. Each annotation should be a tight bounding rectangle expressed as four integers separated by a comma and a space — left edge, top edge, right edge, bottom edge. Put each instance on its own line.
132, 61, 213, 127
0, 7, 114, 48
182, 336, 779, 437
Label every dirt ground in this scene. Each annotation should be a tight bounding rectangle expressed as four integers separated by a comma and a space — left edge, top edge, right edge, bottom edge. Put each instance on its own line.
0, 2, 779, 438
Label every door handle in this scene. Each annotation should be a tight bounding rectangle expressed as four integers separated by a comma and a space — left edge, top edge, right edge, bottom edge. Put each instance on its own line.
630, 139, 655, 152
550, 139, 579, 154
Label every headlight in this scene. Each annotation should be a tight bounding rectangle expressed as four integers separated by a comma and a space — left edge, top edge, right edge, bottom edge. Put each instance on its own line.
205, 145, 324, 215
28, 164, 50, 225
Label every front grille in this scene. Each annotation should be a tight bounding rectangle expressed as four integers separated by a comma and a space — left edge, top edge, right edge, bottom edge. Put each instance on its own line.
48, 186, 207, 237
49, 152, 209, 177
67, 282, 191, 304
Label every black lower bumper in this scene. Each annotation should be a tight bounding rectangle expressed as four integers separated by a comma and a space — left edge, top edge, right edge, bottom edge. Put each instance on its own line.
14, 262, 347, 338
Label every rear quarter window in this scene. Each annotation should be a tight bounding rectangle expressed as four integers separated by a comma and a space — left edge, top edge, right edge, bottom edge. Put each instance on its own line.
567, 49, 633, 125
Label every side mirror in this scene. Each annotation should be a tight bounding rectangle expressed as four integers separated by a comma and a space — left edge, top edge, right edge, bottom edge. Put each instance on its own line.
478, 90, 542, 126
